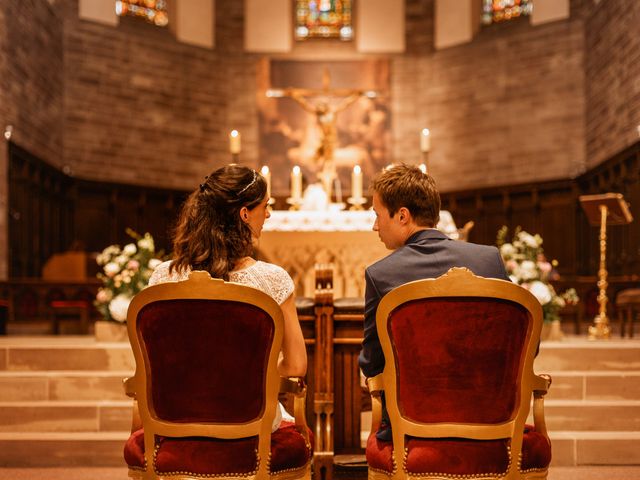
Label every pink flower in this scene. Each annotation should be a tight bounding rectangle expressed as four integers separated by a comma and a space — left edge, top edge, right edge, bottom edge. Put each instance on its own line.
538, 261, 552, 273
127, 260, 140, 271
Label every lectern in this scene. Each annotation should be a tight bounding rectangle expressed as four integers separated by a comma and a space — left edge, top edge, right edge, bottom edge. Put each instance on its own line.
579, 193, 633, 339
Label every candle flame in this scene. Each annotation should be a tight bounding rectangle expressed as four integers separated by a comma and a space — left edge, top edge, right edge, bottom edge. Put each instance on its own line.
354, 165, 361, 174
293, 165, 301, 174
230, 130, 239, 137
422, 128, 430, 136
261, 166, 270, 175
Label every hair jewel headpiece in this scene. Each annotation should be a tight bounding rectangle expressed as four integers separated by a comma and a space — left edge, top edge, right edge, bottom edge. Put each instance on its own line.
238, 170, 258, 195
199, 175, 210, 193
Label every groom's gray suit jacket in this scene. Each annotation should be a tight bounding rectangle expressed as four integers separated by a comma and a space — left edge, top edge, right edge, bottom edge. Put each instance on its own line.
358, 228, 510, 378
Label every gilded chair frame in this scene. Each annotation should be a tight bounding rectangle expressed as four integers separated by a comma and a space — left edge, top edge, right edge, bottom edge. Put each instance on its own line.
367, 267, 551, 480
123, 271, 310, 480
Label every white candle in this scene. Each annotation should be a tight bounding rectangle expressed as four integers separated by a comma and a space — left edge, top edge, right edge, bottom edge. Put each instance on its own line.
291, 166, 302, 200
420, 128, 430, 152
352, 165, 363, 199
229, 130, 241, 154
260, 165, 271, 199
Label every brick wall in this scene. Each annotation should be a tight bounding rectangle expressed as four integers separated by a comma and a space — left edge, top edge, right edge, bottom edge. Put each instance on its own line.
394, 0, 587, 192
63, 0, 233, 190
585, 0, 640, 169
0, 0, 64, 279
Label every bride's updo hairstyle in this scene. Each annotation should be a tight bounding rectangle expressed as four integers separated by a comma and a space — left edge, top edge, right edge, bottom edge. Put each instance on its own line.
170, 164, 267, 280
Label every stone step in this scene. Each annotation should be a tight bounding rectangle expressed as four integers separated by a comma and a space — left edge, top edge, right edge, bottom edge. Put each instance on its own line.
0, 432, 129, 467
0, 336, 134, 372
535, 339, 640, 372
528, 400, 640, 431
0, 401, 133, 433
544, 371, 640, 401
0, 371, 132, 401
550, 431, 640, 466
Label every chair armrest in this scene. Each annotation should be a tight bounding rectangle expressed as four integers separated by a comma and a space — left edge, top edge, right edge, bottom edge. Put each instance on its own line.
280, 376, 310, 443
123, 376, 136, 399
532, 374, 552, 438
366, 373, 384, 394
366, 374, 384, 437
533, 373, 552, 394
122, 377, 141, 433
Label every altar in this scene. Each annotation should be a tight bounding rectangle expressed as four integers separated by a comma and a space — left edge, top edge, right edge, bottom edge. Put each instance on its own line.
258, 209, 459, 297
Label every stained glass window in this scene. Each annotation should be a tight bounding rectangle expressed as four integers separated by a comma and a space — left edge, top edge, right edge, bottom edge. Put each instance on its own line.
295, 0, 353, 41
115, 0, 169, 27
482, 0, 532, 25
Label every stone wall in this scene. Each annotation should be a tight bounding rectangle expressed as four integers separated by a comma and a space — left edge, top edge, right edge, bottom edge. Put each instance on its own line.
585, 0, 640, 169
0, 0, 64, 279
394, 0, 587, 191
62, 0, 250, 190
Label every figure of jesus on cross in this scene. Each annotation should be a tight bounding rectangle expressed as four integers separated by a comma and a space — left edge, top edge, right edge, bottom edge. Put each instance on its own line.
267, 68, 377, 200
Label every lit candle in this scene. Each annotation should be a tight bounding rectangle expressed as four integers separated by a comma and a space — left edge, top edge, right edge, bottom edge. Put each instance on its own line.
352, 165, 363, 199
229, 130, 241, 154
418, 163, 427, 174
291, 165, 302, 200
420, 128, 431, 152
260, 166, 271, 199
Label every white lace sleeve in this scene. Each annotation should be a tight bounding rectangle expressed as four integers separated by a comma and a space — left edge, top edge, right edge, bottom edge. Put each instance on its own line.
230, 262, 295, 305
265, 265, 295, 305
148, 261, 190, 286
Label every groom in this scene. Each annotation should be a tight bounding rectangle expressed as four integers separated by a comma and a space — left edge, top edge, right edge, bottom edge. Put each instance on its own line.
358, 164, 510, 440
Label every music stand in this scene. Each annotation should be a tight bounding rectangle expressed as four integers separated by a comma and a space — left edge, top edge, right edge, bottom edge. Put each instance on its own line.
579, 193, 633, 339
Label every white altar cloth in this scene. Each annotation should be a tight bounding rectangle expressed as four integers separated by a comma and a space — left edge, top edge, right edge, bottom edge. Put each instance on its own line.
264, 209, 459, 238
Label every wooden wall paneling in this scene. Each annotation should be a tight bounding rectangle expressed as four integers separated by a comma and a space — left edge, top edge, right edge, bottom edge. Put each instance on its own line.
114, 189, 141, 246
8, 143, 75, 277
537, 184, 576, 275
74, 183, 113, 253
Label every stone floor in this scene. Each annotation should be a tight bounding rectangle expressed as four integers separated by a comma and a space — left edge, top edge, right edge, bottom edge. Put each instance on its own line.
0, 466, 640, 480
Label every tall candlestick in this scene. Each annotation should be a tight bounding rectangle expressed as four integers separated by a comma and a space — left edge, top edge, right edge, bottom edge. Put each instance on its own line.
229, 130, 241, 154
352, 165, 363, 199
260, 165, 271, 199
291, 165, 302, 200
420, 128, 431, 152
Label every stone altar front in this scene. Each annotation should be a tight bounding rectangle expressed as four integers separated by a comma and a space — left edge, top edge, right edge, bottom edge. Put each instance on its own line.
258, 210, 458, 298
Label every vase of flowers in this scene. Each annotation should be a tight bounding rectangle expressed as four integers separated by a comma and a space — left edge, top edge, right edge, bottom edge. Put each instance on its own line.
497, 226, 579, 340
94, 229, 163, 341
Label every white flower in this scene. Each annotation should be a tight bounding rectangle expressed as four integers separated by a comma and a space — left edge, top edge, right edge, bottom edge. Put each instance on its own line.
102, 245, 120, 256
518, 231, 540, 248
148, 258, 162, 270
104, 262, 120, 277
108, 294, 132, 322
519, 260, 538, 281
123, 243, 137, 256
529, 281, 552, 305
138, 235, 154, 251
115, 254, 129, 266
500, 243, 516, 257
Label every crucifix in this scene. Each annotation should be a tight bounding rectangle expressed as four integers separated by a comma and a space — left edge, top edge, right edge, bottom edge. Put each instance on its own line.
266, 68, 378, 200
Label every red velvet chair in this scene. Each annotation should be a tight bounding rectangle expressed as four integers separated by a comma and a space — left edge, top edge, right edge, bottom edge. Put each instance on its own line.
123, 271, 312, 479
365, 267, 552, 480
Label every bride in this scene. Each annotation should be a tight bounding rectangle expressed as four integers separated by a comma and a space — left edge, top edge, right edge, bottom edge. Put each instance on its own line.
149, 164, 307, 431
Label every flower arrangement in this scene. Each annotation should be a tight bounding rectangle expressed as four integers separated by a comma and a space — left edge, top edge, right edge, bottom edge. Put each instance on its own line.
95, 229, 164, 322
497, 226, 578, 323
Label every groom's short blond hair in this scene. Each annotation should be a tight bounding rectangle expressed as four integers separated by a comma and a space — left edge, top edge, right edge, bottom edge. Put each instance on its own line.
371, 164, 440, 228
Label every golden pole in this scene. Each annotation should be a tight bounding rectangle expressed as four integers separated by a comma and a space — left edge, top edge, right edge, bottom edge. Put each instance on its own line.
588, 204, 611, 340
